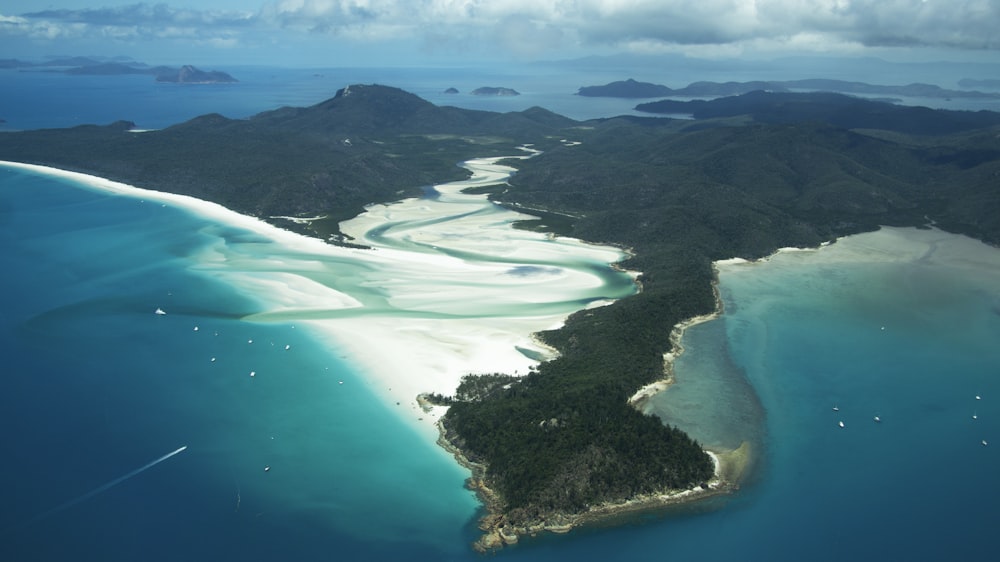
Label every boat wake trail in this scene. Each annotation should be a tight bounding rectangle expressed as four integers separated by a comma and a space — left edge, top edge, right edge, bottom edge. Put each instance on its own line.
3, 445, 188, 534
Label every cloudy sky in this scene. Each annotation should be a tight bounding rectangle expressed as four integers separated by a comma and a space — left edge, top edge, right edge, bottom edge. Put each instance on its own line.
2, 0, 998, 67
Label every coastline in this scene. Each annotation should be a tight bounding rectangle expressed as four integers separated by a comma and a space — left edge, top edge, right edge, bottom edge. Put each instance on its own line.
0, 160, 341, 256
436, 249, 758, 551
440, 243, 860, 551
439, 411, 748, 552
628, 242, 834, 411
627, 274, 725, 411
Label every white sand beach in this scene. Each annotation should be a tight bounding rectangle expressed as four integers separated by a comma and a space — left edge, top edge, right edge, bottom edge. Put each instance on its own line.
1, 157, 637, 442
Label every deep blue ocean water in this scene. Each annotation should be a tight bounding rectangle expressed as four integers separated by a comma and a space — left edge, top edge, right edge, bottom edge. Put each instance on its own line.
2, 68, 999, 561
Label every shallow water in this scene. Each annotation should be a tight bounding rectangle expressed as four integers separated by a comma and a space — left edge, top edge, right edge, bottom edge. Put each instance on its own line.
648, 229, 1000, 560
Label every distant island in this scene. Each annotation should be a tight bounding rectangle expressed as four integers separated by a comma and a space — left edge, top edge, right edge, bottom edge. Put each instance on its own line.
153, 65, 238, 84
959, 78, 1000, 90
1, 84, 997, 551
443, 87, 460, 94
472, 86, 520, 96
577, 78, 1000, 100
576, 78, 672, 98
2, 57, 237, 83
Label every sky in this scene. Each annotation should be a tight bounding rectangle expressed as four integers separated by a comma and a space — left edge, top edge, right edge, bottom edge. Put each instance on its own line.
1, 1, 999, 68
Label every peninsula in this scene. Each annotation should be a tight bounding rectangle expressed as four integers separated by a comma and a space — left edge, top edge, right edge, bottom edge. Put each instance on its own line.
1, 84, 997, 550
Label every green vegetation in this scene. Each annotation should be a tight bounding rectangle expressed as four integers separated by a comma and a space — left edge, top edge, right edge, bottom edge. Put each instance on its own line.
636, 91, 1000, 135
2, 85, 998, 538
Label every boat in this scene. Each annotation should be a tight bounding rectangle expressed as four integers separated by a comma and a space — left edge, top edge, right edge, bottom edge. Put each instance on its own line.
264, 465, 271, 472
154, 308, 166, 315
838, 421, 845, 428
873, 416, 881, 423
832, 406, 839, 412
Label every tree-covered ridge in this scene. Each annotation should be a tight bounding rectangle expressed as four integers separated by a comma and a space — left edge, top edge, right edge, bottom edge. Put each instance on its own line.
636, 90, 1000, 135
498, 115, 1000, 248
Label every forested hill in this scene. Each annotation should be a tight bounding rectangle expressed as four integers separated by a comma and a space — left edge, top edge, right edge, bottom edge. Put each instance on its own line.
0, 84, 572, 241
2, 85, 999, 547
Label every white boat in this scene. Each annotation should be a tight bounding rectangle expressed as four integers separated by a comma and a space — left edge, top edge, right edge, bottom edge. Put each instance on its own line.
838, 421, 845, 428
154, 308, 166, 315
873, 416, 881, 423
832, 406, 839, 412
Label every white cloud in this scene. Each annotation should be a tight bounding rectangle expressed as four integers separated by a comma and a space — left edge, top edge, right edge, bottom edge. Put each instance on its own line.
2, 1, 998, 62
257, 0, 1000, 51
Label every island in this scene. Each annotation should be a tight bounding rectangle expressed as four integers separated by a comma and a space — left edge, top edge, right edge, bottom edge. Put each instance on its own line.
1, 84, 997, 551
576, 78, 673, 98
577, 78, 1000, 100
4, 57, 237, 83
472, 86, 520, 96
153, 65, 238, 84
443, 87, 460, 94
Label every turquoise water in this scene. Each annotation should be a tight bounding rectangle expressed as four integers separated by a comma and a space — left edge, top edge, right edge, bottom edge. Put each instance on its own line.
0, 168, 482, 560
649, 233, 1000, 560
